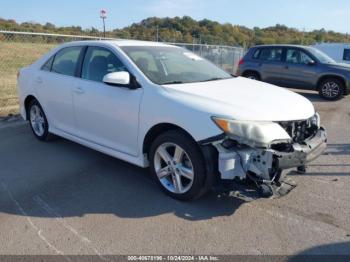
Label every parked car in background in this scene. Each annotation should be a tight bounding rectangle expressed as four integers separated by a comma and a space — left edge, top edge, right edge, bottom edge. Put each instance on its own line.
313, 43, 350, 64
237, 45, 350, 100
18, 40, 327, 201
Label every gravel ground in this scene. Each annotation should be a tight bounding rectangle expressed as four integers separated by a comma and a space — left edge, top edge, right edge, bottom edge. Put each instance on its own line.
0, 89, 349, 258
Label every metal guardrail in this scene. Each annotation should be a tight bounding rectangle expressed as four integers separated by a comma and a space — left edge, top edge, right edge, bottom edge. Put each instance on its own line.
0, 30, 244, 116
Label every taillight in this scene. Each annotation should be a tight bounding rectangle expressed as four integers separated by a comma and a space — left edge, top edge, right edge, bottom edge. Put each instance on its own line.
17, 71, 20, 80
238, 59, 244, 66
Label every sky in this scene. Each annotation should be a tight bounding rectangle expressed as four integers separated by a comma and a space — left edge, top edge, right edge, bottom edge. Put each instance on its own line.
1, 0, 349, 33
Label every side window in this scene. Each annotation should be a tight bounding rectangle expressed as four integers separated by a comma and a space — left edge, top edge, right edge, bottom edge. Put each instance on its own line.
258, 48, 283, 62
82, 46, 127, 82
51, 47, 83, 77
252, 49, 261, 59
41, 55, 54, 71
286, 49, 313, 64
343, 49, 350, 61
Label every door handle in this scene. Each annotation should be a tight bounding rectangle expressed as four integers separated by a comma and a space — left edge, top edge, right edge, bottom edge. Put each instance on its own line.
35, 77, 43, 84
74, 87, 85, 94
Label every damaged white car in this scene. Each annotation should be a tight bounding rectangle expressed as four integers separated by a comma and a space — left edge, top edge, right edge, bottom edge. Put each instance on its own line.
18, 40, 327, 201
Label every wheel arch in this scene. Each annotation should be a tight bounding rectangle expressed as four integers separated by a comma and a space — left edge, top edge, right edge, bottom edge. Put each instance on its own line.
24, 95, 38, 120
242, 70, 261, 79
317, 74, 346, 91
142, 123, 197, 158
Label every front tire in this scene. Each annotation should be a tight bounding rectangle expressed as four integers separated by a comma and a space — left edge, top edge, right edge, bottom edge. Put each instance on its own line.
318, 78, 344, 100
149, 130, 208, 201
28, 99, 54, 141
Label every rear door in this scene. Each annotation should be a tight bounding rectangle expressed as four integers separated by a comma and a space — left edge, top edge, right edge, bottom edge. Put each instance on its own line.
38, 46, 85, 134
255, 47, 285, 86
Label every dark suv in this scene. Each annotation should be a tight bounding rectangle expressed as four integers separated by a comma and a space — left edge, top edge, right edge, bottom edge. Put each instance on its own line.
237, 45, 350, 100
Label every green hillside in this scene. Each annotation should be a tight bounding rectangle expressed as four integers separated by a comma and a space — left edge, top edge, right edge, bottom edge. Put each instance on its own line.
1, 16, 350, 47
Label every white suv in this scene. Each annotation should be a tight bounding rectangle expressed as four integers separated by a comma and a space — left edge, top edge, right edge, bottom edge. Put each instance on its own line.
17, 40, 327, 201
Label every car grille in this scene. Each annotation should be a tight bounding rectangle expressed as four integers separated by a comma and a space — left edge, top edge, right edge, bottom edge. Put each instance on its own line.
278, 118, 318, 144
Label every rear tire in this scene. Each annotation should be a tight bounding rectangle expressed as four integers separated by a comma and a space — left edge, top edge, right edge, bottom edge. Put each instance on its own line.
149, 130, 208, 201
243, 71, 260, 81
28, 99, 55, 141
318, 78, 344, 100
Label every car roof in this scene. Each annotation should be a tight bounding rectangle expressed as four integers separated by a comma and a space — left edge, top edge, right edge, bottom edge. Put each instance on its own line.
61, 39, 178, 48
252, 44, 310, 49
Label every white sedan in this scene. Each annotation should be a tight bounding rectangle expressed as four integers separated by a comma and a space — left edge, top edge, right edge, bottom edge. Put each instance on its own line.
17, 40, 327, 201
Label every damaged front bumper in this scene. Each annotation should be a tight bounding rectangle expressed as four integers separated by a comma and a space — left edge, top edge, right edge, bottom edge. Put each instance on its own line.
276, 128, 327, 169
203, 127, 327, 199
213, 127, 327, 181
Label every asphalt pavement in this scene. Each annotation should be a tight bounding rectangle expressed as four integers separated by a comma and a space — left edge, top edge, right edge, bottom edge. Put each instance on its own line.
0, 89, 349, 257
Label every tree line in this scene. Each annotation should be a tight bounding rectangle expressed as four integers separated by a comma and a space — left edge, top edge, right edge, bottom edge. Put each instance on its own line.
1, 16, 350, 47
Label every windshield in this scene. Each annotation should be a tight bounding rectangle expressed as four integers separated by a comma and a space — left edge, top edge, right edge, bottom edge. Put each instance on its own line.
121, 46, 232, 85
307, 47, 336, 64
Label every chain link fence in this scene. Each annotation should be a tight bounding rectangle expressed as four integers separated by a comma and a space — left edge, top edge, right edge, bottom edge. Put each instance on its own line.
0, 30, 244, 117
172, 42, 244, 74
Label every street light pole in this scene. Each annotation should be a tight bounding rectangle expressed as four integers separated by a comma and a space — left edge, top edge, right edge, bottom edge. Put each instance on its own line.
100, 9, 107, 38
103, 18, 106, 38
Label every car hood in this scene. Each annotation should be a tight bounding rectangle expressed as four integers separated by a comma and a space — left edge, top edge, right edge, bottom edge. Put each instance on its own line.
163, 77, 315, 121
325, 62, 350, 70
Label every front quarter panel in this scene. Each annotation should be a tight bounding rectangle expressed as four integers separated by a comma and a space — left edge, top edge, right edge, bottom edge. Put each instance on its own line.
319, 65, 350, 90
139, 85, 223, 148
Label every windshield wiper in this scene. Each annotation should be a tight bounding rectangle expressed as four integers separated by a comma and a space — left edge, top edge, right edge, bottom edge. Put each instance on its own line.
199, 77, 229, 82
162, 81, 184, 85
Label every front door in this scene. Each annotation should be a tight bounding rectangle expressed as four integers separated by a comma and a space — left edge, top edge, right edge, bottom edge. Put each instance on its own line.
282, 48, 319, 88
73, 46, 143, 156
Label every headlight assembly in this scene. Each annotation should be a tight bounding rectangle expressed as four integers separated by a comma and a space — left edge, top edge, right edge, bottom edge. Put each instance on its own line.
212, 117, 292, 148
310, 112, 321, 128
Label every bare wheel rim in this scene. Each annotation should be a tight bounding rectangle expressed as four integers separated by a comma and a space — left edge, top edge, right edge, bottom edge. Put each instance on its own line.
322, 81, 340, 98
154, 142, 194, 194
30, 105, 45, 136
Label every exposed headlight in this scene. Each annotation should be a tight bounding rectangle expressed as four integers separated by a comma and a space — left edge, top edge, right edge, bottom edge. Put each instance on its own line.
212, 117, 292, 148
310, 112, 321, 128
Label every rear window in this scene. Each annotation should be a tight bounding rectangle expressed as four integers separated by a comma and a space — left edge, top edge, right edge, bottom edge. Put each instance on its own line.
343, 49, 350, 61
255, 47, 283, 62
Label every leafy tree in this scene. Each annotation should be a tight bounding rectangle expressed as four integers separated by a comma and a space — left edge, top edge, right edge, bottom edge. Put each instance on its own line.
1, 16, 350, 47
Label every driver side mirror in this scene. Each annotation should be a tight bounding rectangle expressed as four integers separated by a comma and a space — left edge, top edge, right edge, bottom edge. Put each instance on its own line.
103, 71, 130, 86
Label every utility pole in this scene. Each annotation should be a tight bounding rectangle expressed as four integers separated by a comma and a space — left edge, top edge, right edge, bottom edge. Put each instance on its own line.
156, 25, 159, 42
100, 9, 107, 38
192, 35, 196, 51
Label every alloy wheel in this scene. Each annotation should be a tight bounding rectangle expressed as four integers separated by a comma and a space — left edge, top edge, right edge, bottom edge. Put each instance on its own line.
322, 81, 340, 99
247, 75, 257, 80
154, 142, 194, 194
30, 104, 46, 137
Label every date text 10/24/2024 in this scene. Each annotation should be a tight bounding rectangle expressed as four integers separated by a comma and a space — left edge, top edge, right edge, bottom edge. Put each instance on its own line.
127, 255, 220, 261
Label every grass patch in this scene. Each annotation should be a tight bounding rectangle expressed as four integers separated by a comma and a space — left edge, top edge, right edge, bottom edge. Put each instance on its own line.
0, 41, 56, 116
